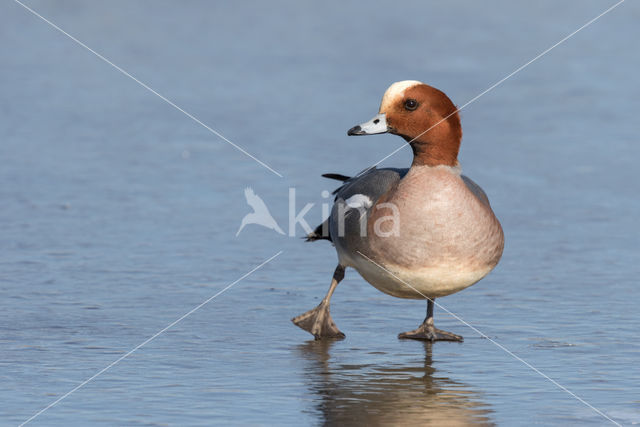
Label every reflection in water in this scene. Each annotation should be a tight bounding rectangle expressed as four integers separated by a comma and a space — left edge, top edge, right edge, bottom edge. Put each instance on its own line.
297, 341, 494, 426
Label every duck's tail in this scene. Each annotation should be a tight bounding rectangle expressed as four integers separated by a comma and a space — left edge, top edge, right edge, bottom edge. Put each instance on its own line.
305, 220, 331, 242
305, 173, 350, 242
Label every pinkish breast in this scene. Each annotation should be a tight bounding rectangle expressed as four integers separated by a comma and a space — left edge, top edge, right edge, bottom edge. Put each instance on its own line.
367, 165, 504, 273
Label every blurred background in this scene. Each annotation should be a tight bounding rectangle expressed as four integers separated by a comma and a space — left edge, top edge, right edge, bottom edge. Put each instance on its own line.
1, 1, 638, 425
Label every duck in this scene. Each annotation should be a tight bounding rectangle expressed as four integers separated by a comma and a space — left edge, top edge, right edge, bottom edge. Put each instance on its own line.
292, 80, 504, 341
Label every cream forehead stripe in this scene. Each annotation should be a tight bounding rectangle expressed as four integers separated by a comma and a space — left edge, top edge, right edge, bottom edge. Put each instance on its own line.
379, 80, 423, 112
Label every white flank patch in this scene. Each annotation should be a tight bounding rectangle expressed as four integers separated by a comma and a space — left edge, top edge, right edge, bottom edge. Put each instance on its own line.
345, 194, 373, 210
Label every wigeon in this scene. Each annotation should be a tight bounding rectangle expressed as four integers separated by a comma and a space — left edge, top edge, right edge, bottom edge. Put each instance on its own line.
293, 80, 504, 341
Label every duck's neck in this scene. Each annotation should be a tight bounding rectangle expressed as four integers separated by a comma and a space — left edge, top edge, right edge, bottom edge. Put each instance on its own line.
409, 140, 460, 167
404, 109, 462, 167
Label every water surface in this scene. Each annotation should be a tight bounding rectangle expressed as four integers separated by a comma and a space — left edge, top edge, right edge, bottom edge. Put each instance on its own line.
1, 1, 639, 425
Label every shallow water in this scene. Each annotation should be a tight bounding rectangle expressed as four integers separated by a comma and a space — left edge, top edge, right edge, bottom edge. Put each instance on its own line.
1, 1, 639, 425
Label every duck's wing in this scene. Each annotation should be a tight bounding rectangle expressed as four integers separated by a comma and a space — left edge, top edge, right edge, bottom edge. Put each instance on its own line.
332, 167, 408, 203
306, 167, 408, 242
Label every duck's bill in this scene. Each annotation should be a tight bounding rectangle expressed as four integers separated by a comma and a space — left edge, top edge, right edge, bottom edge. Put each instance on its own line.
347, 113, 389, 136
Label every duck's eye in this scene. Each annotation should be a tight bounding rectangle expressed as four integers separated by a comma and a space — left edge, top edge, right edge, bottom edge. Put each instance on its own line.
404, 99, 418, 111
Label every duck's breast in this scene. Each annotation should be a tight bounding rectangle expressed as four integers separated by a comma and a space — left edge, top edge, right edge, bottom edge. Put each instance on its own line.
359, 166, 504, 298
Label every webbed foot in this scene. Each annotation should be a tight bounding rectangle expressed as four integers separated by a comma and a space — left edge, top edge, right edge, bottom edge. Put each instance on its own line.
398, 323, 463, 342
292, 302, 345, 340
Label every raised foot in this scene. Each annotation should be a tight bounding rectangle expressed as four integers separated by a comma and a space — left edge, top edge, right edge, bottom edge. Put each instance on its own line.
398, 324, 463, 342
292, 303, 345, 340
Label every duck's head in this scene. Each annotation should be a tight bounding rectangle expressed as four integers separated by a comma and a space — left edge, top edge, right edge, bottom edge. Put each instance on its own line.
348, 80, 462, 167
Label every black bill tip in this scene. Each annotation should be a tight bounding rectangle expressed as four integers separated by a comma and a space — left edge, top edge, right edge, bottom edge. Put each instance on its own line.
347, 125, 363, 136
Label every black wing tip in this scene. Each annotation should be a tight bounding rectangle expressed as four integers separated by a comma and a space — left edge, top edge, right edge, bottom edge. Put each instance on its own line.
322, 173, 351, 182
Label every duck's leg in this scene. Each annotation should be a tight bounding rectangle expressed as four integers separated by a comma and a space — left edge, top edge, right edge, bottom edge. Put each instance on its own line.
292, 265, 345, 340
398, 299, 463, 342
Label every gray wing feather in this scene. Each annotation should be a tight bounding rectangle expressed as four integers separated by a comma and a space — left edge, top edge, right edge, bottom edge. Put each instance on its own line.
306, 167, 406, 242
327, 167, 407, 253
333, 167, 408, 202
